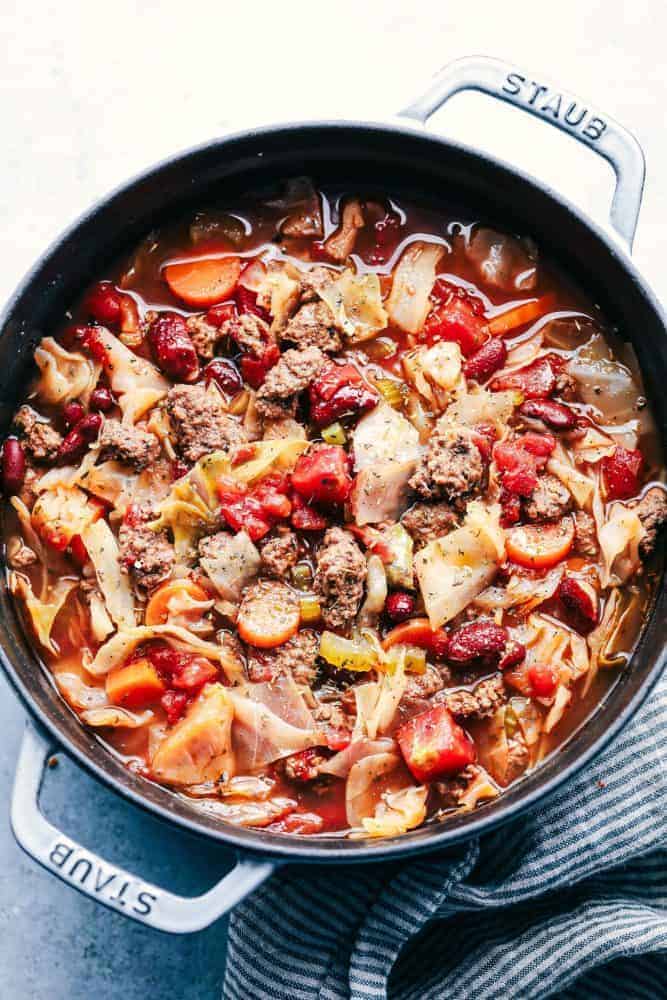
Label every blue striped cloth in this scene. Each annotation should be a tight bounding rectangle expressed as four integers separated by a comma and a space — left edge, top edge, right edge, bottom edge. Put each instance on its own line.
224, 670, 667, 999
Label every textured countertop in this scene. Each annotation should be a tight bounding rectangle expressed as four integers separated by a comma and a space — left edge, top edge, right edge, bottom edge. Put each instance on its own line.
1, 1, 665, 996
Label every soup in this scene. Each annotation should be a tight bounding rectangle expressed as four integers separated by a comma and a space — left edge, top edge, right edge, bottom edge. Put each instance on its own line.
3, 179, 665, 838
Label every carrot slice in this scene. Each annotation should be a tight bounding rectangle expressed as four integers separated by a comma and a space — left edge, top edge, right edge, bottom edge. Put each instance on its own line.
144, 579, 210, 626
164, 256, 241, 307
382, 618, 448, 656
105, 658, 166, 709
488, 295, 554, 336
237, 582, 300, 649
506, 517, 575, 570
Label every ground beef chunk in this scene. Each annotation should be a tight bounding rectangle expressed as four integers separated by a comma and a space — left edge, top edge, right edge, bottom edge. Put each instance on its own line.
314, 527, 367, 631
435, 764, 480, 808
118, 504, 174, 592
256, 346, 327, 420
573, 510, 598, 557
281, 301, 341, 353
246, 629, 319, 685
312, 700, 353, 735
13, 405, 62, 462
298, 266, 336, 303
98, 418, 160, 471
409, 426, 484, 505
554, 369, 578, 400
401, 501, 458, 547
260, 529, 299, 579
401, 663, 451, 711
186, 315, 221, 359
523, 474, 572, 523
443, 674, 506, 720
221, 313, 272, 357
633, 485, 667, 558
166, 384, 247, 464
281, 748, 328, 783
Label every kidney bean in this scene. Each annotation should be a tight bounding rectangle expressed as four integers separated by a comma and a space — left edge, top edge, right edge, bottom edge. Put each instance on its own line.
463, 336, 507, 383
385, 591, 416, 623
89, 387, 115, 412
57, 412, 102, 462
62, 400, 85, 428
519, 398, 577, 430
206, 302, 237, 328
2, 438, 25, 494
444, 619, 525, 669
147, 312, 199, 381
204, 358, 243, 394
558, 577, 598, 633
84, 281, 122, 326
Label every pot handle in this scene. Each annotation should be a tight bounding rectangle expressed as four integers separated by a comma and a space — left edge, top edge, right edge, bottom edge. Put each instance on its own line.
10, 721, 278, 933
399, 55, 645, 250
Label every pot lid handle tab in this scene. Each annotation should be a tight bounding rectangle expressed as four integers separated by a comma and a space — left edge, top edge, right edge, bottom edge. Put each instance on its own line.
399, 55, 645, 251
10, 721, 279, 933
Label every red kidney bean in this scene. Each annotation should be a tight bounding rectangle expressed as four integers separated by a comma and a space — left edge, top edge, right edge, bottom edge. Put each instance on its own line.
62, 400, 85, 428
89, 387, 115, 412
84, 281, 122, 326
147, 312, 199, 381
519, 398, 577, 430
558, 577, 598, 632
445, 619, 525, 669
2, 438, 25, 494
57, 413, 102, 462
204, 358, 243, 394
385, 591, 416, 623
206, 302, 237, 328
463, 336, 507, 383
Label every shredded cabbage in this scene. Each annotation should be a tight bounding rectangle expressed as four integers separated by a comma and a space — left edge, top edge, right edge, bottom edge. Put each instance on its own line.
318, 269, 388, 342
387, 241, 445, 333
151, 684, 234, 784
9, 573, 77, 654
353, 403, 421, 471
199, 530, 261, 602
362, 785, 428, 837
598, 503, 644, 586
92, 327, 168, 422
33, 337, 97, 405
81, 706, 154, 728
346, 751, 401, 826
81, 519, 135, 629
87, 624, 244, 681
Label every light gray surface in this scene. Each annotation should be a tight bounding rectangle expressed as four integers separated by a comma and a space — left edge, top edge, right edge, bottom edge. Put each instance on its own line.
1, 1, 666, 997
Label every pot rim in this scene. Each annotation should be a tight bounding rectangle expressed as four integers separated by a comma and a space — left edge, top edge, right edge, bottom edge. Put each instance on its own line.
1, 117, 665, 862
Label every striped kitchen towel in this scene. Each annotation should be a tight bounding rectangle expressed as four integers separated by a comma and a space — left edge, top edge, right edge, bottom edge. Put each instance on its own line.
224, 670, 667, 1000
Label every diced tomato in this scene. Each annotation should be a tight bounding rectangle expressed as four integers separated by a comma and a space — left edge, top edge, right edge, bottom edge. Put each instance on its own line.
145, 643, 218, 692
490, 353, 563, 399
382, 617, 449, 658
290, 491, 328, 531
309, 362, 378, 426
68, 534, 89, 567
161, 690, 190, 725
397, 704, 476, 782
235, 285, 271, 322
266, 812, 325, 835
218, 474, 291, 540
506, 517, 575, 570
292, 445, 352, 506
424, 296, 489, 356
240, 342, 280, 388
206, 301, 237, 327
493, 433, 556, 497
219, 490, 272, 541
602, 446, 643, 501
528, 664, 559, 698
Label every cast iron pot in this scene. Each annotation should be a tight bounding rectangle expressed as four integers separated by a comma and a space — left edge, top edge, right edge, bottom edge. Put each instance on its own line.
2, 56, 666, 933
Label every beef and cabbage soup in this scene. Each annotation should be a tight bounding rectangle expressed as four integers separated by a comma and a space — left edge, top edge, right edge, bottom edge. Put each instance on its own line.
3, 179, 665, 838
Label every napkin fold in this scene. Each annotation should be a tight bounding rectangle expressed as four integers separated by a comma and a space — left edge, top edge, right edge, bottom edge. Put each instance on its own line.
224, 672, 666, 999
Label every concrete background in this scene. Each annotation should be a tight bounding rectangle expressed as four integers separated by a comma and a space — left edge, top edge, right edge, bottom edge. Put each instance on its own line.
0, 1, 665, 996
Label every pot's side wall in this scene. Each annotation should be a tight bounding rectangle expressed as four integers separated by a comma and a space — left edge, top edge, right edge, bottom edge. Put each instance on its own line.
1, 124, 665, 860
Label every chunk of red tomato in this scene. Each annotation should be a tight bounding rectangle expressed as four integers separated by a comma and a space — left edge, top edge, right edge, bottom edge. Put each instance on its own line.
396, 705, 476, 782
292, 445, 352, 506
423, 297, 488, 356
602, 446, 643, 501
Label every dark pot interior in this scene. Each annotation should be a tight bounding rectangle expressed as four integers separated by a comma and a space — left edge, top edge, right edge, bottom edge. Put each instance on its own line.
1, 122, 665, 861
